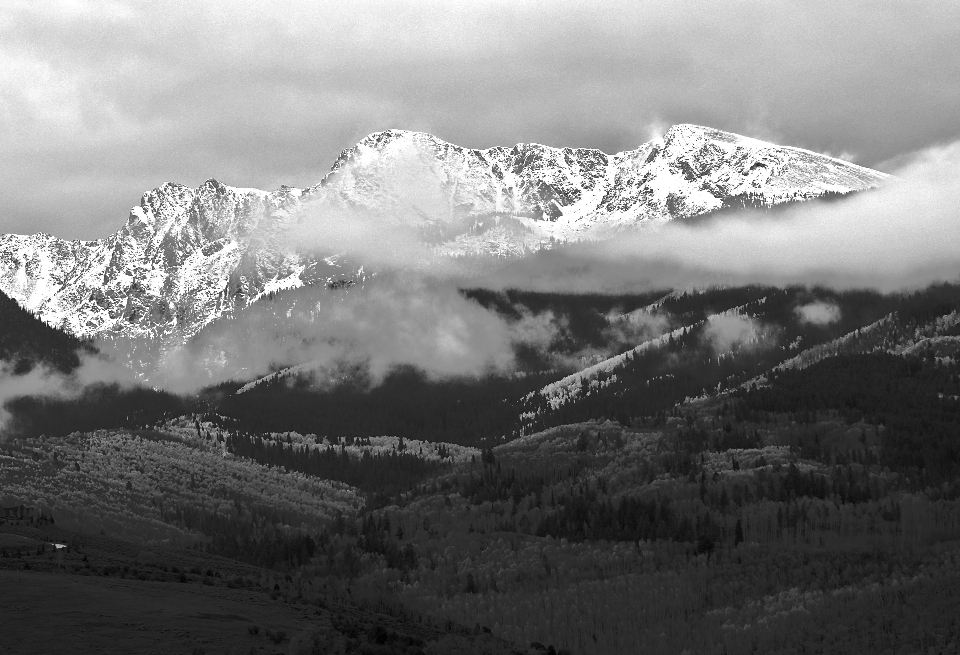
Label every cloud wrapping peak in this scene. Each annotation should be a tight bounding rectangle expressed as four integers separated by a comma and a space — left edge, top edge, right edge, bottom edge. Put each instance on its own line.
148, 136, 960, 393
2, 0, 960, 238
477, 138, 960, 294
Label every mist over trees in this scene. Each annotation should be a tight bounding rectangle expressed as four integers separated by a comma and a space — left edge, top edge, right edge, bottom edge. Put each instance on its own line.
6, 281, 960, 653
0, 288, 94, 374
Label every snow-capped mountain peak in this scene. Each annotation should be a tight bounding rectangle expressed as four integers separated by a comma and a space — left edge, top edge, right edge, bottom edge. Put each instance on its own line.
0, 124, 889, 343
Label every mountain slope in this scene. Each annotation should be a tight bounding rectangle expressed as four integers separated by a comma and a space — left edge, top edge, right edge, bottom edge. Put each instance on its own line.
0, 287, 94, 374
0, 125, 889, 344
309, 124, 888, 253
0, 182, 357, 343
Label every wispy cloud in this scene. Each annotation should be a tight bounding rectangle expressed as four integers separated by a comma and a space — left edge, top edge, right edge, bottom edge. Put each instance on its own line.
795, 301, 841, 325
151, 275, 564, 391
704, 314, 766, 354
2, 0, 959, 239
0, 353, 136, 434
476, 139, 960, 293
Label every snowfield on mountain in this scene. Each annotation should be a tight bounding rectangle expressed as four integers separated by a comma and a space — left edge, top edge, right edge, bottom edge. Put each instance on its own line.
0, 125, 888, 343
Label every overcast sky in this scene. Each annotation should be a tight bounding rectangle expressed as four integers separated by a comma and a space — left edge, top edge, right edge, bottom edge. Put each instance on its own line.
2, 0, 959, 240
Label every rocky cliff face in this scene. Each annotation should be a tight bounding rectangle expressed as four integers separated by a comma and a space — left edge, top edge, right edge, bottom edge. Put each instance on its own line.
0, 124, 888, 343
308, 124, 887, 254
0, 181, 328, 342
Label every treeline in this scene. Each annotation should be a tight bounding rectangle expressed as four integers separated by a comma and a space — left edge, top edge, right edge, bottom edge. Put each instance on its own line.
520, 323, 770, 432
675, 188, 861, 226
0, 288, 94, 374
462, 287, 669, 358
425, 447, 931, 548
0, 289, 194, 438
2, 383, 192, 438
215, 366, 551, 447
226, 432, 447, 495
521, 284, 960, 436
205, 283, 960, 448
210, 526, 318, 572
461, 288, 668, 321
165, 498, 420, 580
737, 352, 960, 483
215, 285, 867, 447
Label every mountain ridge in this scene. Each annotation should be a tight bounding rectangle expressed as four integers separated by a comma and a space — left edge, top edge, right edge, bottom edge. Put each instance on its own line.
0, 124, 889, 344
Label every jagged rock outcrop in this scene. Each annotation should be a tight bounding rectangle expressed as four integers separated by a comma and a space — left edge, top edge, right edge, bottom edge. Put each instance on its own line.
0, 124, 888, 342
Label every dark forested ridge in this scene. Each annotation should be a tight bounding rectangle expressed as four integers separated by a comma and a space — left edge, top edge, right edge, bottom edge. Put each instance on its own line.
226, 429, 448, 496
3, 383, 192, 438
0, 289, 192, 438
206, 283, 960, 449
675, 188, 862, 226
462, 287, 670, 354
7, 281, 960, 654
736, 353, 960, 483
519, 284, 960, 436
213, 366, 554, 446
0, 288, 94, 374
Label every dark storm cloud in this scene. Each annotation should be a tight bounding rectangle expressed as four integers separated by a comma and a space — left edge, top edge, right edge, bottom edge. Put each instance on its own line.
2, 0, 959, 239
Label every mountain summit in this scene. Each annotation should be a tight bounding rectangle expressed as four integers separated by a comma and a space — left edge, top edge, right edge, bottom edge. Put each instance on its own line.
306, 124, 887, 254
0, 125, 888, 342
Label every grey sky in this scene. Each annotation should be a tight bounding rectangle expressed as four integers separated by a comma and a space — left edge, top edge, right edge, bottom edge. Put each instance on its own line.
2, 0, 959, 240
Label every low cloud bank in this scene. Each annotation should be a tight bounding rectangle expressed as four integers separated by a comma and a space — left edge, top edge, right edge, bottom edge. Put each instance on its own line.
0, 354, 137, 434
151, 138, 960, 392
290, 204, 454, 276
152, 276, 571, 392
12, 139, 960, 403
476, 140, 960, 294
